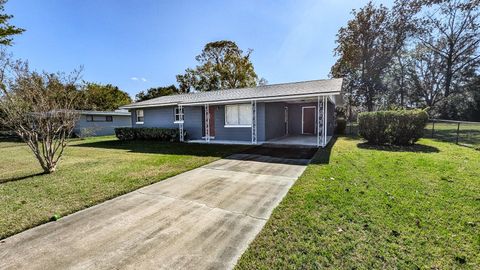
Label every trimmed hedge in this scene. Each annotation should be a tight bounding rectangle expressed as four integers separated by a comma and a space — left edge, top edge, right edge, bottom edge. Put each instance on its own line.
358, 110, 429, 145
114, 127, 185, 141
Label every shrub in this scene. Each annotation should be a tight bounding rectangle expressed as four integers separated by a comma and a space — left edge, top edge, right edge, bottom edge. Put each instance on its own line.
335, 117, 347, 135
114, 127, 186, 142
358, 110, 429, 145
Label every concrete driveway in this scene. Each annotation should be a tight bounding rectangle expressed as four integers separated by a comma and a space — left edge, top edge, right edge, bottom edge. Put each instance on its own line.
0, 148, 313, 270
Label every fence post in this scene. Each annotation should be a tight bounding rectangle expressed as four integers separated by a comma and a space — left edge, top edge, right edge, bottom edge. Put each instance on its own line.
431, 120, 435, 138
456, 122, 460, 144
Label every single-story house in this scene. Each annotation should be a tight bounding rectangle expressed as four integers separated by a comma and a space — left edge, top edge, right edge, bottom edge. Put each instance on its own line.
121, 78, 343, 147
73, 110, 131, 137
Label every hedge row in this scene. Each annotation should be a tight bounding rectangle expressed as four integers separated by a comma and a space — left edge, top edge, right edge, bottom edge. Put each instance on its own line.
114, 127, 185, 141
358, 110, 429, 145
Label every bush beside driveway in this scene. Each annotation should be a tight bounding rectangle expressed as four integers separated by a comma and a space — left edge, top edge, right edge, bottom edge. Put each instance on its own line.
0, 136, 247, 240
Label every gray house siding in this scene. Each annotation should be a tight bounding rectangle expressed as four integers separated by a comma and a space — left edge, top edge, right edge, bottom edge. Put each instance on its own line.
127, 100, 335, 142
74, 114, 131, 137
132, 107, 176, 128
264, 102, 286, 140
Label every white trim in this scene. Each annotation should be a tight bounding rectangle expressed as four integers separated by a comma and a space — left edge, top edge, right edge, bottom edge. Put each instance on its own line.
301, 106, 316, 135
323, 96, 328, 146
135, 122, 144, 125
224, 125, 252, 128
174, 120, 184, 124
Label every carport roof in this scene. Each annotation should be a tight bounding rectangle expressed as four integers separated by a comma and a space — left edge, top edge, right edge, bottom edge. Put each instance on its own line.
122, 78, 343, 109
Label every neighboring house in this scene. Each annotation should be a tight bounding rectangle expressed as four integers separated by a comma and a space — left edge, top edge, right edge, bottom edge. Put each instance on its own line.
121, 78, 343, 147
73, 110, 131, 137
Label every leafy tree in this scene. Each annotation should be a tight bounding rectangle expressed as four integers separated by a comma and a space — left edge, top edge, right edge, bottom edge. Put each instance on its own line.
0, 0, 24, 46
176, 40, 258, 92
331, 1, 416, 111
135, 85, 178, 102
81, 83, 132, 111
0, 53, 83, 173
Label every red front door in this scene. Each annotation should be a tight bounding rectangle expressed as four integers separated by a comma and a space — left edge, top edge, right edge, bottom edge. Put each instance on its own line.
302, 107, 316, 134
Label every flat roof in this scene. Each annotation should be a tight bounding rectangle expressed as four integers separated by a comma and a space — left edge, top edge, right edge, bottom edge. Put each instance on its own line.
122, 78, 343, 109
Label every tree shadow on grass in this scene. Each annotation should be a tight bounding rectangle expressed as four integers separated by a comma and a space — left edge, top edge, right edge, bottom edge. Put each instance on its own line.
72, 139, 250, 158
357, 142, 440, 153
0, 172, 46, 184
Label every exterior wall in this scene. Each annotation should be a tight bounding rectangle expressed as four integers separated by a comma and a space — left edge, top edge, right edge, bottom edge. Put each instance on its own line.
132, 107, 176, 128
127, 98, 336, 143
264, 102, 287, 140
74, 114, 131, 137
212, 104, 265, 142
287, 102, 317, 135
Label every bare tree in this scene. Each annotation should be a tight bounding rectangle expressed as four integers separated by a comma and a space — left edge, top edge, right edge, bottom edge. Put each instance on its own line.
418, 0, 480, 97
0, 52, 83, 173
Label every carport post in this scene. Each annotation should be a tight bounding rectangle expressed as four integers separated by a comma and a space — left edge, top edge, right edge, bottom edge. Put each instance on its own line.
204, 104, 210, 143
316, 96, 322, 147
323, 96, 327, 147
251, 100, 257, 144
178, 105, 184, 142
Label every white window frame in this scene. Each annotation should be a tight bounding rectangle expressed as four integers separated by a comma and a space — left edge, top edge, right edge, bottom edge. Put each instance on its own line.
174, 106, 184, 123
224, 104, 252, 128
136, 109, 144, 124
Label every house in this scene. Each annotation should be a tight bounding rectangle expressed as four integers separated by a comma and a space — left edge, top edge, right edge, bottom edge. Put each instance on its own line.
121, 78, 343, 147
73, 110, 131, 137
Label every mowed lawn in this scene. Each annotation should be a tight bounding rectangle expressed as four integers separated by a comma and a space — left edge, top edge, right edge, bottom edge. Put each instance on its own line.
0, 136, 246, 239
236, 137, 480, 269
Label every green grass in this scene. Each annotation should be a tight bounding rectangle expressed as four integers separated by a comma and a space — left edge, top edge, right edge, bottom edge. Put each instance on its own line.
236, 137, 480, 269
0, 136, 247, 239
425, 122, 480, 149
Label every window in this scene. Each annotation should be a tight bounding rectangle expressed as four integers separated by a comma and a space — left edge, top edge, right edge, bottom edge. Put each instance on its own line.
86, 115, 112, 122
225, 104, 252, 127
136, 109, 144, 123
174, 107, 184, 123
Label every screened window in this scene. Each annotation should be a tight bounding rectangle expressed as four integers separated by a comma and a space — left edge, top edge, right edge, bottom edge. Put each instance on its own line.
86, 115, 113, 122
174, 107, 184, 123
136, 109, 144, 123
225, 104, 252, 127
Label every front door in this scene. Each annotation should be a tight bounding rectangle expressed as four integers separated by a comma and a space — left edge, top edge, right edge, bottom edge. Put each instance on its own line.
302, 106, 316, 134
202, 106, 215, 138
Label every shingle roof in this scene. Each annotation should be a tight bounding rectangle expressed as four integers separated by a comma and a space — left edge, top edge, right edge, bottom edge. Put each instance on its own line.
122, 78, 343, 109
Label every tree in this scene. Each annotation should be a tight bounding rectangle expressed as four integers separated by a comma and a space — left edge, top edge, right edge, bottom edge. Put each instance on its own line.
81, 82, 131, 111
176, 40, 258, 92
331, 1, 416, 111
0, 0, 24, 46
417, 0, 480, 98
0, 53, 83, 173
135, 85, 178, 102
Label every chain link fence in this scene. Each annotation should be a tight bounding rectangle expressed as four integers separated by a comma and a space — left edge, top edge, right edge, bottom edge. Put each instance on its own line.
344, 119, 480, 149
426, 119, 480, 149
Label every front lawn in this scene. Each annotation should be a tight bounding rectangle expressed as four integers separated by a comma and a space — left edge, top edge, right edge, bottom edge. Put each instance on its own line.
236, 137, 480, 269
0, 136, 246, 239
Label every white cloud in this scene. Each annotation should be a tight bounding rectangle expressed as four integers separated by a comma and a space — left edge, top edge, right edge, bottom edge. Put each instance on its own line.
131, 77, 147, 82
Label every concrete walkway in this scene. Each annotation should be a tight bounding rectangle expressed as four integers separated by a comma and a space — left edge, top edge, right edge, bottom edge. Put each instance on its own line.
0, 151, 311, 270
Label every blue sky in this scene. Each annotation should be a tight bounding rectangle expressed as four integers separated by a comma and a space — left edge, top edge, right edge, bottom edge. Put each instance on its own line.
7, 0, 392, 98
